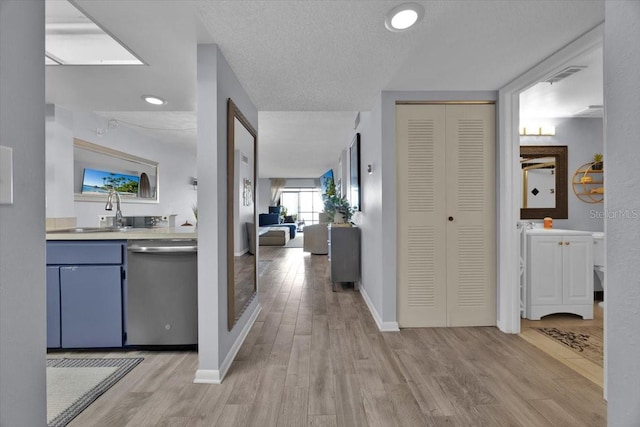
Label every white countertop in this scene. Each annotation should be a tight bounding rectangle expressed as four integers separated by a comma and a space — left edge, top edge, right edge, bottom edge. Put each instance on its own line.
525, 228, 593, 236
46, 226, 197, 240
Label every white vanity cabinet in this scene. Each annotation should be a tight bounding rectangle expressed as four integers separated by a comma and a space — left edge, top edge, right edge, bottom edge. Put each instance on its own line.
525, 231, 593, 320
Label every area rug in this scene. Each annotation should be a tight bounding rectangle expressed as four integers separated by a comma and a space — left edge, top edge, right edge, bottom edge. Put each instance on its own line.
285, 234, 304, 248
533, 326, 603, 367
47, 357, 143, 427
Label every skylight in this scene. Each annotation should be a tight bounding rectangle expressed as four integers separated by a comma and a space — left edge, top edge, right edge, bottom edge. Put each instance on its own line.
45, 0, 143, 66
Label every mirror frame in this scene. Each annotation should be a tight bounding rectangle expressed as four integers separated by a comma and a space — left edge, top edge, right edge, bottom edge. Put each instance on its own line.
520, 145, 568, 219
227, 99, 258, 330
73, 138, 159, 203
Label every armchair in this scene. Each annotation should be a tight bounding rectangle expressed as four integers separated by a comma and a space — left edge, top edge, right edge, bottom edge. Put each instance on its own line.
303, 215, 329, 254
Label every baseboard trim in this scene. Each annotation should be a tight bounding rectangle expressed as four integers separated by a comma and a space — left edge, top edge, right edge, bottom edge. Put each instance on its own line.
193, 302, 261, 384
193, 369, 221, 384
359, 286, 400, 332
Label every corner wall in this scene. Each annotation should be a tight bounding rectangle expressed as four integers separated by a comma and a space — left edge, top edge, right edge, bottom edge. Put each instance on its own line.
0, 1, 47, 425
196, 44, 259, 383
604, 1, 640, 423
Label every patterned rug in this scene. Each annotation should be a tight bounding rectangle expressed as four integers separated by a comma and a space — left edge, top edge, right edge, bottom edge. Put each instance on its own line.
47, 357, 143, 427
533, 326, 603, 367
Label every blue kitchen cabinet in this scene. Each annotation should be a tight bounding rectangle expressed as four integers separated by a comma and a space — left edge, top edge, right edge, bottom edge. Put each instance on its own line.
46, 241, 126, 349
46, 266, 61, 348
60, 266, 123, 348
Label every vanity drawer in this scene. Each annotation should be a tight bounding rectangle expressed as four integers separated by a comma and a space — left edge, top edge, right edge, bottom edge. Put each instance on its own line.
47, 241, 124, 265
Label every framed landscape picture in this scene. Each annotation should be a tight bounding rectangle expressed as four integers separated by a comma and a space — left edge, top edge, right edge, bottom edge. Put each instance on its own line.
350, 133, 361, 211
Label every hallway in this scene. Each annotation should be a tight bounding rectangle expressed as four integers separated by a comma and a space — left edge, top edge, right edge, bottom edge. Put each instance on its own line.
66, 247, 606, 426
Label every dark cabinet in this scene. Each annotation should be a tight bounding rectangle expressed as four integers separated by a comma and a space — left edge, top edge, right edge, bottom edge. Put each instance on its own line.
328, 225, 361, 290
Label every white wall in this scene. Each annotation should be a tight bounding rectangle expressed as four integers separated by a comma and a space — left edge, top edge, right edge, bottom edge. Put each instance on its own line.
604, 1, 640, 424
0, 1, 47, 425
520, 117, 604, 231
196, 44, 259, 382
46, 108, 198, 227
257, 178, 271, 213
354, 99, 386, 328
46, 105, 74, 218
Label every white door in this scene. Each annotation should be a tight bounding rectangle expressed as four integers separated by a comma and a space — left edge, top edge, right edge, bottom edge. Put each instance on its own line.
397, 103, 496, 327
528, 235, 564, 306
396, 105, 448, 327
563, 236, 593, 305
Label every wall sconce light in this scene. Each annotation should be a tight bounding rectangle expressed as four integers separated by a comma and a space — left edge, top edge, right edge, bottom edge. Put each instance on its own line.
367, 164, 373, 175
191, 178, 198, 190
519, 126, 555, 136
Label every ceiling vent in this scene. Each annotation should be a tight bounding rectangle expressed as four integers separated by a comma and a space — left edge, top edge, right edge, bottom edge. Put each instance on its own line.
545, 66, 587, 84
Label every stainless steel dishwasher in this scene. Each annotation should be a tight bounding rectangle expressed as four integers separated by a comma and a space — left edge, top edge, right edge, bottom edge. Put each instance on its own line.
126, 239, 197, 346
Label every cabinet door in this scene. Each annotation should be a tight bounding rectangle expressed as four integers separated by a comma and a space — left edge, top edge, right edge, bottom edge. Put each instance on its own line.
60, 266, 123, 348
528, 236, 563, 305
563, 236, 593, 305
46, 266, 61, 348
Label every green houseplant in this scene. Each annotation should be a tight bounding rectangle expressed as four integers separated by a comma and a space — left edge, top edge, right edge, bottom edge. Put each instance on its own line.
321, 176, 354, 223
592, 153, 603, 170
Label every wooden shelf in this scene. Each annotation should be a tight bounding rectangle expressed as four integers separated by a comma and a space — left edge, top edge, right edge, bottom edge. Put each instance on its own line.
572, 162, 604, 204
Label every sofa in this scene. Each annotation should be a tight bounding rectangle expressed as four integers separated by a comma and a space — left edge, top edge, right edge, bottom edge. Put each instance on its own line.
246, 222, 291, 253
258, 213, 297, 239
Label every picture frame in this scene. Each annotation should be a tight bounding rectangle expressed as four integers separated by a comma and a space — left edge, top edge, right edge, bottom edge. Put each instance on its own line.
349, 133, 361, 211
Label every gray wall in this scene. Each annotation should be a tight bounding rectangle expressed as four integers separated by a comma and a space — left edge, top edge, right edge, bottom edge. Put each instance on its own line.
197, 44, 259, 379
604, 1, 640, 424
520, 117, 604, 231
0, 1, 47, 425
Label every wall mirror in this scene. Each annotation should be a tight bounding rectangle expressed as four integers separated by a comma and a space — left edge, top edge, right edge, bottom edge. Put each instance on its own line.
520, 145, 568, 219
74, 138, 159, 203
227, 99, 257, 330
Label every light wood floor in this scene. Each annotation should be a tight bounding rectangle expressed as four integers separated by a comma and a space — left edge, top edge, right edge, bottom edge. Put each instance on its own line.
520, 303, 604, 388
59, 247, 606, 426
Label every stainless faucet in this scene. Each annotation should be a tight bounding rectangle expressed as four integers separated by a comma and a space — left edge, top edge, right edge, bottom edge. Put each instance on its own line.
105, 189, 123, 227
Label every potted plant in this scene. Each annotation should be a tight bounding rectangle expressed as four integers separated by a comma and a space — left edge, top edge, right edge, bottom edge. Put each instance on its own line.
322, 192, 355, 224
592, 153, 603, 170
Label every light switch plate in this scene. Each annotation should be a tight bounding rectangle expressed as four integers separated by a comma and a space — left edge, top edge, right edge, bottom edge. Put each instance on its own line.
0, 146, 14, 205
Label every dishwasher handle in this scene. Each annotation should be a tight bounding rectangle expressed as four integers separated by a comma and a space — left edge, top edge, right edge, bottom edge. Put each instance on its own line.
128, 245, 197, 254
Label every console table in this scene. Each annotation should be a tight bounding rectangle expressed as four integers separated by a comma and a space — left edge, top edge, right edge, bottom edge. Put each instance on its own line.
328, 225, 361, 291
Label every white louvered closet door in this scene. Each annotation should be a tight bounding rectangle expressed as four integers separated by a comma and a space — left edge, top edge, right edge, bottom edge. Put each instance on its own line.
396, 103, 496, 328
445, 104, 496, 326
396, 105, 448, 327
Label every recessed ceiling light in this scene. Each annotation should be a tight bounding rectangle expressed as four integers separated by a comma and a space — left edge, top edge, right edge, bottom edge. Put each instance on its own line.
142, 95, 167, 106
385, 3, 425, 32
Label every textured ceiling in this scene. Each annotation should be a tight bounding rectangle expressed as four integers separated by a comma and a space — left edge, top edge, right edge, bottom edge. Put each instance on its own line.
46, 0, 605, 178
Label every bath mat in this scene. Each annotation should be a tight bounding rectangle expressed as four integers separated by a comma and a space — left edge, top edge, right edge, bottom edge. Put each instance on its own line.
533, 326, 603, 367
47, 357, 143, 427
